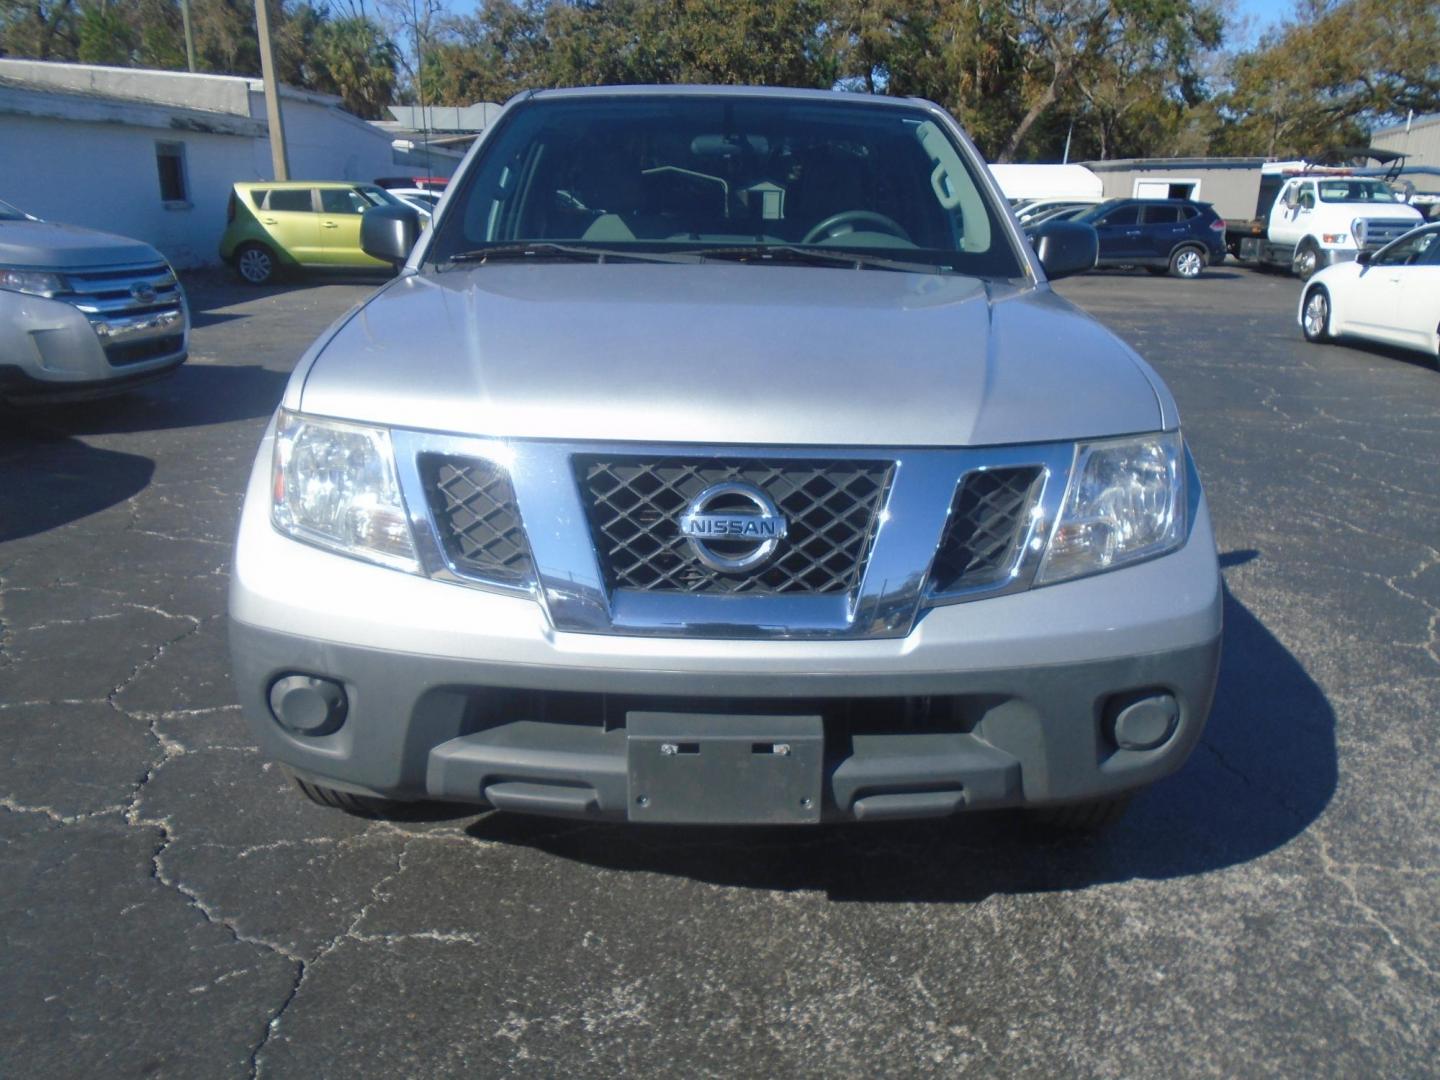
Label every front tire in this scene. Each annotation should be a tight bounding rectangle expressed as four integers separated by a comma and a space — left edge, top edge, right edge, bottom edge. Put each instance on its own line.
1301, 286, 1332, 343
293, 776, 407, 818
1293, 240, 1321, 281
1169, 246, 1205, 278
1029, 795, 1133, 832
234, 242, 278, 285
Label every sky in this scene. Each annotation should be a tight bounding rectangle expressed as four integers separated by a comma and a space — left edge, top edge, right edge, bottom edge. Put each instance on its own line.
1227, 0, 1296, 46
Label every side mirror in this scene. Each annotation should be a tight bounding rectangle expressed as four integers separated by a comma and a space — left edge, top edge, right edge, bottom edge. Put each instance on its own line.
1283, 189, 1299, 210
1355, 250, 1372, 266
1031, 221, 1098, 280
361, 204, 421, 266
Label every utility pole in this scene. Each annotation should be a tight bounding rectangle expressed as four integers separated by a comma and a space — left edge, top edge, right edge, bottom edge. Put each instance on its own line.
180, 0, 196, 72
254, 0, 290, 180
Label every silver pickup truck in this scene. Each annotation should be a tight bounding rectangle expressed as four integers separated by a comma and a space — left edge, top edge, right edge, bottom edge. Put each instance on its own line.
230, 86, 1222, 831
0, 198, 188, 403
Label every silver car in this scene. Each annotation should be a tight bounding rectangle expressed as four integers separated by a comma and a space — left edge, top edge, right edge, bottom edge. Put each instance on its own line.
230, 87, 1222, 830
0, 198, 188, 402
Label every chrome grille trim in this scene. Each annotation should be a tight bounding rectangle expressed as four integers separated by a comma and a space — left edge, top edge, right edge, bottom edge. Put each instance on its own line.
420, 453, 534, 588
577, 456, 894, 595
390, 432, 1076, 640
1361, 219, 1424, 251
928, 466, 1046, 595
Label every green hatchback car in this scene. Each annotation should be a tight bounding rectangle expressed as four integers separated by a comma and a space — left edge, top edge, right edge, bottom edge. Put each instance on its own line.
219, 182, 405, 284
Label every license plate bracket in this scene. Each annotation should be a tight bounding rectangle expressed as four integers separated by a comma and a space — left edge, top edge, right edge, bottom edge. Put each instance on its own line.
626, 712, 824, 824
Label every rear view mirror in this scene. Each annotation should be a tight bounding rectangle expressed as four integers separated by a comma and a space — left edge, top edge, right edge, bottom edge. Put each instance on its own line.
361, 204, 421, 267
1031, 221, 1098, 281
1283, 188, 1299, 210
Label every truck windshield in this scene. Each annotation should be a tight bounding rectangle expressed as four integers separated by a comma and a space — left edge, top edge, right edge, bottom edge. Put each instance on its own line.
426, 94, 1022, 277
1318, 180, 1398, 203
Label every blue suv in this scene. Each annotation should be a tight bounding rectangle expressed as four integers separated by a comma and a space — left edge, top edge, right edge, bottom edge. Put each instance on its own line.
1071, 199, 1227, 278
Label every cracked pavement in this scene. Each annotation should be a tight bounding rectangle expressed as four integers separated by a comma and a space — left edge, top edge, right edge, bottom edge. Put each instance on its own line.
1, 265, 1437, 1077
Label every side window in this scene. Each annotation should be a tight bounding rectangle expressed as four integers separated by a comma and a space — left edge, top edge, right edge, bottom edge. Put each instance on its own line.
320, 189, 368, 214
266, 189, 315, 213
1377, 231, 1439, 266
1141, 205, 1181, 225
1179, 205, 1201, 220
155, 141, 189, 205
1298, 185, 1316, 211
1099, 205, 1140, 226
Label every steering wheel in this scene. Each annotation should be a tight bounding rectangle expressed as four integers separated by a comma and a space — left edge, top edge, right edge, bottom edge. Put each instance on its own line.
801, 210, 910, 245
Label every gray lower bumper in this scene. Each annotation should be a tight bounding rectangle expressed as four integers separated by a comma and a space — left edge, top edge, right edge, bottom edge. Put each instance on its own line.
230, 619, 1221, 824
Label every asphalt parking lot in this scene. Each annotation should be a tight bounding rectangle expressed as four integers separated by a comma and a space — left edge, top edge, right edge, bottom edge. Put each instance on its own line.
2, 263, 1437, 1078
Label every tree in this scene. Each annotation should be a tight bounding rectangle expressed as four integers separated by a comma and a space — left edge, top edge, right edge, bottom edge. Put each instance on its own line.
1214, 0, 1440, 157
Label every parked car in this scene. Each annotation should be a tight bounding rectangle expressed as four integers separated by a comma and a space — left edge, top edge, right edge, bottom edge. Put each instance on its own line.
388, 187, 441, 211
1021, 204, 1093, 231
1075, 198, 1227, 278
219, 182, 408, 284
1299, 222, 1440, 358
230, 86, 1220, 832
1013, 198, 1101, 226
0, 197, 188, 403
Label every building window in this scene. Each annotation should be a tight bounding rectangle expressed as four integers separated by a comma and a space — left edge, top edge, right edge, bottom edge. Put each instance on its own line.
156, 141, 189, 206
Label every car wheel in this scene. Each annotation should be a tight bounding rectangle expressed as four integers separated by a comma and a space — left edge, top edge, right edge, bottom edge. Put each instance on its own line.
1301, 286, 1332, 343
1293, 240, 1320, 281
293, 776, 407, 818
235, 242, 278, 285
1169, 246, 1205, 278
1029, 795, 1133, 832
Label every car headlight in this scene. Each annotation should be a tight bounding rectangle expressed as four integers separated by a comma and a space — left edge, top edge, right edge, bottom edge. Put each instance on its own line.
0, 268, 66, 297
1036, 431, 1186, 585
271, 410, 418, 571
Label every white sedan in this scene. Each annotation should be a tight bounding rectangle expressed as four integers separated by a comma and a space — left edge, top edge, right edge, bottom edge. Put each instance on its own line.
1300, 223, 1440, 359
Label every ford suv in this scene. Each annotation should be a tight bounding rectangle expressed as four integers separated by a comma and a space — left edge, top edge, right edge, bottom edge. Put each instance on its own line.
1, 197, 188, 402
229, 87, 1222, 830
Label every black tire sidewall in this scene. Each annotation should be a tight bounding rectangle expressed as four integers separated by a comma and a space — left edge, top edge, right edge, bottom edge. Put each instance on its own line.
1170, 246, 1204, 278
1302, 286, 1331, 342
235, 242, 277, 285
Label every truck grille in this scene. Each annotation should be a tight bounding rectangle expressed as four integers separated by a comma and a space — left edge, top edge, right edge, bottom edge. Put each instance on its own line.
928, 467, 1044, 593
577, 457, 894, 595
1361, 219, 1422, 250
421, 454, 534, 587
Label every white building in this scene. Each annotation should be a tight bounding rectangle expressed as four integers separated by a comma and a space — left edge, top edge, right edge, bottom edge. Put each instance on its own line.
0, 59, 428, 267
1371, 113, 1440, 171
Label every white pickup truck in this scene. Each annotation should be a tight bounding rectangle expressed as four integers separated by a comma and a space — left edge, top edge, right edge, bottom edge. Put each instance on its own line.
1234, 173, 1423, 280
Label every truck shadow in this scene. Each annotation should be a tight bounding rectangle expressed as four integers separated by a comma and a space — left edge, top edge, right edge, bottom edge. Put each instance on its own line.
465, 573, 1337, 901
0, 429, 154, 544
5, 361, 290, 437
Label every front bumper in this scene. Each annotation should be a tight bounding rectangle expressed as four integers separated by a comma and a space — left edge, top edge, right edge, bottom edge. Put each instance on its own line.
230, 446, 1223, 822
0, 289, 188, 400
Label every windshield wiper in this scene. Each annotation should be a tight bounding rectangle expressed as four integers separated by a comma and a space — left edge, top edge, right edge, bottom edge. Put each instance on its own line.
440, 243, 702, 266
697, 245, 956, 274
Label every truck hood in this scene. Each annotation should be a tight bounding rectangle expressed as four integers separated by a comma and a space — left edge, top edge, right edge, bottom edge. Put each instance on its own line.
0, 220, 163, 269
298, 264, 1166, 447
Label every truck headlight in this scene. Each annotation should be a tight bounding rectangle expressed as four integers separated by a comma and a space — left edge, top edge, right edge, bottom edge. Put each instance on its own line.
1352, 219, 1368, 247
271, 410, 418, 571
0, 268, 66, 297
1037, 431, 1186, 585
